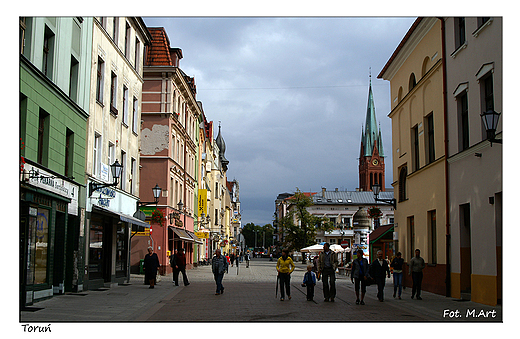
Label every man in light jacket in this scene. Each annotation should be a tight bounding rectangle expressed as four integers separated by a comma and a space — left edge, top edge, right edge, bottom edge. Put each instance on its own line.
318, 243, 339, 302
212, 249, 229, 295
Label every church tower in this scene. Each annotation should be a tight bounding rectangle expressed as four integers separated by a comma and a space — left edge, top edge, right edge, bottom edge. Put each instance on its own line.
359, 74, 385, 191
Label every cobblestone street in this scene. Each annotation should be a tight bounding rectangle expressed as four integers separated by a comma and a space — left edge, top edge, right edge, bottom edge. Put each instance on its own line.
20, 258, 501, 324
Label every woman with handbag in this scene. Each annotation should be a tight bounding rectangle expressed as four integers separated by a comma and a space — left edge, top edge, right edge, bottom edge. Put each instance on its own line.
143, 246, 160, 289
351, 249, 371, 305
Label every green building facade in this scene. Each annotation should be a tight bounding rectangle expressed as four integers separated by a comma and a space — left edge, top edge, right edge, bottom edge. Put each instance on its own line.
20, 17, 92, 306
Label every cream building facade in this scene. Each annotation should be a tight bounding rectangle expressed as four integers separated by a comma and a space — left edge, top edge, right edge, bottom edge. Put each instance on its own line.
85, 17, 151, 289
444, 17, 502, 306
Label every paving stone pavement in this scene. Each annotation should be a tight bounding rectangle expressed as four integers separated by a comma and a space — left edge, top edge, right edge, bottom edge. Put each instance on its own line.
20, 258, 502, 325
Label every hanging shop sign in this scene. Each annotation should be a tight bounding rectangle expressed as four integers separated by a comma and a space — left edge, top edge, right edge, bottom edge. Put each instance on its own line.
198, 189, 207, 216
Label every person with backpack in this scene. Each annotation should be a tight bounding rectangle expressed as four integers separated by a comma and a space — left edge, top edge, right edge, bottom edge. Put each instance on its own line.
212, 248, 229, 295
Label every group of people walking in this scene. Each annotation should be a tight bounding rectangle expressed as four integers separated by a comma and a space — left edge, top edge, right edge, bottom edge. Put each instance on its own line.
143, 244, 426, 305
276, 243, 426, 305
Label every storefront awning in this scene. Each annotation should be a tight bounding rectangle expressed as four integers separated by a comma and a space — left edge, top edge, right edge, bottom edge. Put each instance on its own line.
369, 224, 394, 244
187, 230, 203, 244
169, 226, 193, 242
93, 205, 149, 231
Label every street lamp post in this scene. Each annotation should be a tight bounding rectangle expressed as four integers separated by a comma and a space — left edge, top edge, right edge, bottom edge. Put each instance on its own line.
372, 184, 396, 209
89, 160, 124, 196
481, 109, 502, 146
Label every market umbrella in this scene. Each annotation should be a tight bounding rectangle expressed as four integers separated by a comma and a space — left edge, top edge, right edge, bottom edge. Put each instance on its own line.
330, 244, 346, 253
300, 244, 324, 253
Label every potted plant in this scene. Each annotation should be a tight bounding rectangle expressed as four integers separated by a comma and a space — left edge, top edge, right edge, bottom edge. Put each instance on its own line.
367, 206, 383, 219
151, 209, 164, 225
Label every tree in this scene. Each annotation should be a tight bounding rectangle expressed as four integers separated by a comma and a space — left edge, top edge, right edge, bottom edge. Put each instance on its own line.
241, 223, 274, 249
282, 188, 333, 261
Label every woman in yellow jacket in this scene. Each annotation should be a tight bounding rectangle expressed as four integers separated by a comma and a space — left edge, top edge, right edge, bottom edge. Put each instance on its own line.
276, 249, 295, 301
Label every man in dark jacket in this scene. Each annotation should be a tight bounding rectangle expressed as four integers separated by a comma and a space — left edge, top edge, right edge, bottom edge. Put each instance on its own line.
175, 248, 190, 286
370, 250, 390, 301
170, 249, 178, 285
212, 249, 229, 295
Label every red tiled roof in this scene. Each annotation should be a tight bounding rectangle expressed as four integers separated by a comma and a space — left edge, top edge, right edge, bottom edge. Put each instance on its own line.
146, 27, 172, 66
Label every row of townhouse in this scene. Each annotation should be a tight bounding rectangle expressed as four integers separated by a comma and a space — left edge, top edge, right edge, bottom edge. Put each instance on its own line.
19, 17, 240, 307
378, 17, 502, 306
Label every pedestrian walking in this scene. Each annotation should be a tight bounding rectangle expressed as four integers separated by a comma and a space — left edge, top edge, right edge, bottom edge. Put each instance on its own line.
276, 249, 295, 301
170, 249, 179, 285
230, 252, 235, 267
175, 248, 190, 286
390, 252, 404, 299
370, 250, 390, 301
246, 250, 250, 268
409, 249, 426, 300
211, 249, 229, 295
351, 249, 370, 305
143, 246, 160, 289
318, 243, 339, 302
302, 264, 317, 301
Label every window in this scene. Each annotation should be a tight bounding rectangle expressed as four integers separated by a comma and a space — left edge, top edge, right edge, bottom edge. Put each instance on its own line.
483, 74, 494, 112
428, 210, 437, 264
120, 150, 126, 191
412, 125, 419, 171
481, 73, 495, 140
398, 166, 407, 202
65, 129, 74, 177
69, 56, 79, 102
20, 17, 27, 54
477, 17, 490, 28
37, 109, 49, 165
110, 71, 118, 115
409, 73, 416, 92
458, 92, 470, 150
125, 22, 131, 59
108, 142, 115, 172
43, 25, 55, 79
96, 57, 105, 104
407, 216, 415, 259
135, 37, 141, 72
130, 158, 136, 195
112, 17, 119, 44
122, 85, 129, 125
93, 133, 101, 177
425, 113, 435, 164
455, 17, 466, 49
132, 96, 138, 133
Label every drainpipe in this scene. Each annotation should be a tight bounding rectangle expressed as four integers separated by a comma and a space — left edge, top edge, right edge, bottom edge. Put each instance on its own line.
438, 17, 451, 298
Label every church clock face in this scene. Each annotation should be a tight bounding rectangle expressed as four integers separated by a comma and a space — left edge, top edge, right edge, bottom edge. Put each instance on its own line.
372, 159, 379, 166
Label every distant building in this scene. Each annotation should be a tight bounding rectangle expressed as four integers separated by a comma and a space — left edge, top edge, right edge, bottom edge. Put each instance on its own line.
358, 76, 386, 192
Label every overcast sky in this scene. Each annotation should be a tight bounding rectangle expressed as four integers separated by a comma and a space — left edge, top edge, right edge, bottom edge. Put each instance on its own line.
142, 16, 417, 225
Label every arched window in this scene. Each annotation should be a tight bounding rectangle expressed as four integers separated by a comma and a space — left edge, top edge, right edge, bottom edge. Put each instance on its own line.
398, 86, 403, 102
399, 166, 407, 202
409, 73, 417, 92
421, 56, 430, 78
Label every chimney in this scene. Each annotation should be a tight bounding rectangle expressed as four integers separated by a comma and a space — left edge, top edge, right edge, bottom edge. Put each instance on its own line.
322, 187, 326, 197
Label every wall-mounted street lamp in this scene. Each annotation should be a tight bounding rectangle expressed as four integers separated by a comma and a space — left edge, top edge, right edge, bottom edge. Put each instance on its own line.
372, 184, 396, 209
481, 109, 502, 146
89, 160, 123, 197
133, 183, 162, 221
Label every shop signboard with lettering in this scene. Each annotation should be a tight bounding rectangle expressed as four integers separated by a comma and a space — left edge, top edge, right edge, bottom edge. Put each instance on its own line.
22, 163, 79, 215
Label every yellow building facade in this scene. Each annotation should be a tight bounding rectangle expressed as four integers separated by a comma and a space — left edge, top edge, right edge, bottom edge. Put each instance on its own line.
379, 18, 447, 295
